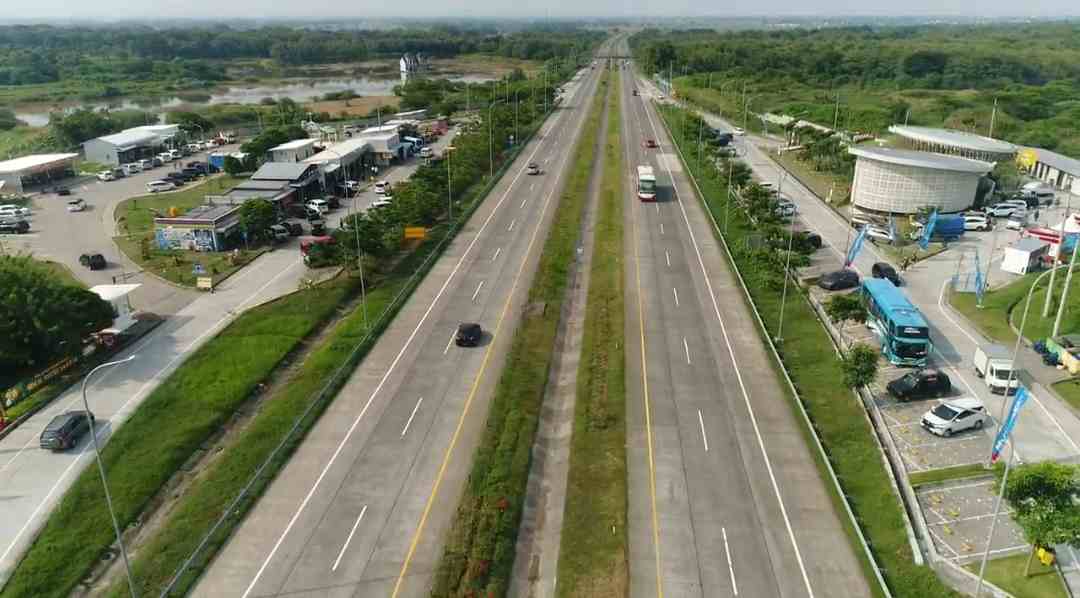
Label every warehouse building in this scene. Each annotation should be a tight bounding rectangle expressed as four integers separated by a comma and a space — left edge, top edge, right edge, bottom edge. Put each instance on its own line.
268, 138, 318, 163
1022, 147, 1080, 196
888, 125, 1017, 163
83, 124, 180, 167
0, 153, 78, 193
304, 137, 375, 181
849, 146, 992, 215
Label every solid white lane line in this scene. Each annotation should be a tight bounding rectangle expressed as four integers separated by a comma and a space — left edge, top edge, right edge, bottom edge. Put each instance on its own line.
698, 410, 709, 452
443, 330, 456, 355
660, 222, 664, 235
472, 280, 485, 302
665, 250, 671, 267
684, 337, 691, 365
508, 219, 516, 232
401, 398, 424, 437
492, 247, 502, 261
641, 88, 816, 596
723, 527, 738, 595
672, 287, 679, 306
240, 82, 568, 597
331, 505, 368, 572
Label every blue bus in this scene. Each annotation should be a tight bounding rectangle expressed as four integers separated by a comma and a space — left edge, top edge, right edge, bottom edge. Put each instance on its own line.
861, 279, 932, 367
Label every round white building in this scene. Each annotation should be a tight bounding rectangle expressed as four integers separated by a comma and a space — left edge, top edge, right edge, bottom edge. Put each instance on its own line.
888, 125, 1017, 163
848, 146, 993, 214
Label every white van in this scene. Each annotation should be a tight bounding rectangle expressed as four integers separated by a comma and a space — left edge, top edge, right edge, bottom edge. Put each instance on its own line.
168, 149, 183, 160
137, 158, 154, 170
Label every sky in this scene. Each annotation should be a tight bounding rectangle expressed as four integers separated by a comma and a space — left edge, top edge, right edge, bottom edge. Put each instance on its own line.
1, 0, 1078, 20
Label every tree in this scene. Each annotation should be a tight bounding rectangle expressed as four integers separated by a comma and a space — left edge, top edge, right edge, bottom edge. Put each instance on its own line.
841, 343, 879, 389
1004, 461, 1080, 576
238, 199, 275, 241
0, 256, 115, 371
167, 111, 215, 136
825, 294, 867, 347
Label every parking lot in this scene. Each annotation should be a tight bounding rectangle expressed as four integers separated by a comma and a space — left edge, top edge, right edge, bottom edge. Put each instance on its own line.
917, 477, 1027, 564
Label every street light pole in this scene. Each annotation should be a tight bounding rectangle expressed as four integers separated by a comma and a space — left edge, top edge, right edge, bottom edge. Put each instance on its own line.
350, 185, 368, 330
82, 356, 138, 598
488, 99, 506, 179
1052, 233, 1079, 337
1043, 193, 1073, 317
446, 145, 455, 223
776, 173, 794, 343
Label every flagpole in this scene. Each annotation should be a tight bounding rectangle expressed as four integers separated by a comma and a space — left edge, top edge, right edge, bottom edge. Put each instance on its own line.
974, 438, 1016, 597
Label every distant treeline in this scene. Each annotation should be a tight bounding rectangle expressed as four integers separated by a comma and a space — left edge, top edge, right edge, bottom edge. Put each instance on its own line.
0, 24, 603, 86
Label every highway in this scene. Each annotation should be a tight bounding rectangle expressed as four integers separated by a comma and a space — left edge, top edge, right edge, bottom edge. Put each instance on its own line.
193, 44, 611, 598
618, 46, 873, 598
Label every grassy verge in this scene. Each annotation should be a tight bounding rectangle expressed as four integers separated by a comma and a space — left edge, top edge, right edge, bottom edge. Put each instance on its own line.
951, 270, 1080, 346
909, 464, 992, 488
0, 276, 356, 598
556, 70, 627, 597
115, 175, 243, 236
658, 103, 959, 597
432, 72, 609, 598
964, 553, 1069, 598
773, 149, 850, 206
38, 260, 84, 288
1052, 378, 1080, 413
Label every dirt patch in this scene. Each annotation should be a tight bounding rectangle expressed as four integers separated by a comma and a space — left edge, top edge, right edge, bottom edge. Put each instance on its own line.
305, 95, 401, 118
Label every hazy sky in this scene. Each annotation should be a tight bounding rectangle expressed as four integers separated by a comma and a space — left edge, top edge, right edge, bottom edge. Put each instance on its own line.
3, 0, 1079, 20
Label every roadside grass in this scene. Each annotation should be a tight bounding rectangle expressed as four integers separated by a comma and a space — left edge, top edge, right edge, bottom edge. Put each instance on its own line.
951, 270, 1080, 346
909, 463, 992, 488
1052, 378, 1080, 413
113, 235, 264, 288
556, 70, 627, 597
432, 72, 609, 598
964, 553, 1069, 598
0, 276, 356, 598
38, 259, 84, 288
773, 149, 850, 205
115, 175, 243, 236
659, 103, 960, 597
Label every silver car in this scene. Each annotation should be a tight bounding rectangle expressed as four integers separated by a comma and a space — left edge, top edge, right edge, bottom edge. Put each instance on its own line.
921, 398, 990, 437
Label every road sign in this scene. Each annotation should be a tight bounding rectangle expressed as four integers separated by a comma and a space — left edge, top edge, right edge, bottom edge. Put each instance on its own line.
192, 263, 205, 276
991, 385, 1030, 463
197, 276, 214, 290
404, 227, 427, 240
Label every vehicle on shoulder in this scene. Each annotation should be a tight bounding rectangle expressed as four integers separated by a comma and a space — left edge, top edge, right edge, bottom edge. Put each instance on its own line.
66, 198, 86, 212
887, 369, 951, 401
146, 180, 176, 193
817, 269, 860, 291
871, 261, 901, 286
921, 398, 989, 437
0, 204, 30, 218
526, 162, 541, 175
455, 322, 482, 347
40, 410, 95, 450
0, 218, 30, 234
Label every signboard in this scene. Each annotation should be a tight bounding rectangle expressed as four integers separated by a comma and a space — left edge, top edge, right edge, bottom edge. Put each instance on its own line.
404, 227, 427, 240
197, 276, 214, 290
1017, 148, 1038, 170
991, 385, 1030, 463
192, 263, 206, 276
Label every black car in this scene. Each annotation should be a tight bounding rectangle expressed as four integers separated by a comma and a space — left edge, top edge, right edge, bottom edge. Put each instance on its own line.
887, 369, 952, 401
79, 253, 106, 270
285, 221, 304, 236
0, 219, 30, 234
181, 167, 204, 178
163, 173, 187, 186
40, 410, 95, 450
872, 262, 901, 286
54, 187, 72, 196
817, 269, 860, 291
325, 195, 341, 210
455, 322, 482, 347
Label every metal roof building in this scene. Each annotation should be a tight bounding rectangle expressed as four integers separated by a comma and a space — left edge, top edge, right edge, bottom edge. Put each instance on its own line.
268, 138, 317, 164
83, 124, 180, 167
849, 146, 993, 214
888, 125, 1017, 163
1023, 146, 1080, 196
0, 153, 78, 193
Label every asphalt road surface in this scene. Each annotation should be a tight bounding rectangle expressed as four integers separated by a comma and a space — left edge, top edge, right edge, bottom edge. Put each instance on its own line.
192, 48, 612, 598
619, 50, 873, 598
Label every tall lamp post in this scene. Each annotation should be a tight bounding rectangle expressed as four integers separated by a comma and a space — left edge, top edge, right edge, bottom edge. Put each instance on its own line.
321, 146, 368, 329
445, 145, 456, 224
82, 355, 138, 598
488, 99, 507, 179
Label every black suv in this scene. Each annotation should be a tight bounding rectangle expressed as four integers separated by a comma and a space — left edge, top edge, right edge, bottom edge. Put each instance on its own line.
0, 219, 30, 234
887, 369, 952, 401
455, 322, 482, 347
872, 262, 901, 286
40, 410, 95, 450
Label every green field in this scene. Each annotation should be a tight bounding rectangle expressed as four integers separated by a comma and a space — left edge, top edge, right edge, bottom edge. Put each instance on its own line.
908, 463, 991, 488
556, 69, 627, 598
950, 269, 1080, 346
965, 553, 1069, 598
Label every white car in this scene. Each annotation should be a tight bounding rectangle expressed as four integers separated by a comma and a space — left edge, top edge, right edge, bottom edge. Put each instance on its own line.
0, 204, 30, 218
732, 127, 746, 136
305, 199, 329, 215
66, 198, 86, 212
419, 147, 434, 159
343, 180, 361, 191
1006, 213, 1028, 231
370, 197, 393, 209
97, 170, 115, 182
122, 163, 141, 176
963, 214, 991, 231
157, 152, 174, 163
985, 203, 1021, 218
866, 225, 895, 244
146, 180, 176, 193
137, 159, 154, 170
374, 181, 391, 195
774, 199, 797, 218
168, 149, 183, 160
921, 398, 990, 437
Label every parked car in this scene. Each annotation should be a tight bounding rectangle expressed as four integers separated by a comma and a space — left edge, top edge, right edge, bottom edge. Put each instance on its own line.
0, 218, 30, 234
632, 89, 639, 96
985, 203, 1021, 218
39, 410, 95, 450
343, 179, 362, 191
269, 224, 289, 242
157, 152, 174, 163
97, 170, 116, 182
79, 253, 106, 270
887, 369, 952, 401
306, 199, 329, 215
374, 180, 391, 195
1006, 213, 1028, 231
419, 147, 434, 159
963, 213, 991, 231
284, 221, 304, 236
526, 162, 541, 175
921, 398, 990, 437
186, 143, 203, 153
122, 163, 141, 176
871, 262, 901, 286
309, 218, 327, 236
455, 322, 483, 347
817, 269, 860, 291
732, 127, 746, 136
66, 198, 86, 212
137, 158, 154, 170
168, 149, 182, 160
774, 199, 796, 218
162, 173, 187, 186
181, 167, 204, 178
643, 139, 658, 149
146, 180, 176, 193
0, 204, 30, 218
54, 186, 72, 196
866, 225, 895, 244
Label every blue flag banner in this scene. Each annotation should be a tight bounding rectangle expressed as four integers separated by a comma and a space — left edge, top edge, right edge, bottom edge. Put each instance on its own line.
974, 248, 985, 304
845, 225, 868, 267
991, 385, 1030, 463
919, 210, 939, 251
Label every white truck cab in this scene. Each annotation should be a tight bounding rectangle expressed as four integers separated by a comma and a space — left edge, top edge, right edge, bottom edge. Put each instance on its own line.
974, 343, 1019, 394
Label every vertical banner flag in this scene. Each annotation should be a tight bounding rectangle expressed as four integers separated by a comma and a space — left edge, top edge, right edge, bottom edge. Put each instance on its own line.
845, 225, 868, 267
974, 247, 985, 304
991, 385, 1030, 463
919, 210, 939, 251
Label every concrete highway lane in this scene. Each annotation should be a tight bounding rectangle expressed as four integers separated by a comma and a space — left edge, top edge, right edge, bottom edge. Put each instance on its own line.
619, 48, 873, 598
193, 45, 612, 598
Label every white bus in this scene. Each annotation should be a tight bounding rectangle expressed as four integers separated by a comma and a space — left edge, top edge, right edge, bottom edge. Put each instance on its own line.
637, 165, 657, 201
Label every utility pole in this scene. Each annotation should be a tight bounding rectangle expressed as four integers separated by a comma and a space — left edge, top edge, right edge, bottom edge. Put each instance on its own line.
1052, 228, 1079, 337
741, 82, 748, 131
988, 97, 999, 138
833, 91, 840, 130
1044, 193, 1072, 317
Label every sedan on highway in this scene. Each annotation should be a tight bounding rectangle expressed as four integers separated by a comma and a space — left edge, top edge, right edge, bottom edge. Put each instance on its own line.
526, 162, 542, 175
643, 139, 658, 149
455, 322, 482, 347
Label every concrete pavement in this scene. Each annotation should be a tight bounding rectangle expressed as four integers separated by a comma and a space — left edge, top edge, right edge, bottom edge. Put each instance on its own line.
191, 53, 609, 598
625, 59, 872, 598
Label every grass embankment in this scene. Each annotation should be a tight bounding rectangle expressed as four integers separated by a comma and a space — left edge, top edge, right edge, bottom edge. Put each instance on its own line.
0, 276, 357, 598
951, 270, 1080, 346
658, 103, 959, 597
1052, 378, 1080, 413
965, 553, 1069, 598
556, 71, 627, 597
431, 72, 609, 598
908, 463, 991, 488
113, 175, 263, 287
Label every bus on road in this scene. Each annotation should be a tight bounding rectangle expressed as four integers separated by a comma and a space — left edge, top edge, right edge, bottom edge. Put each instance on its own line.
637, 165, 657, 201
861, 278, 932, 367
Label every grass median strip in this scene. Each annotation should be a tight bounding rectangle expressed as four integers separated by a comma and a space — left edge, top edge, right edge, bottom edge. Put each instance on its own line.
556, 69, 627, 598
431, 71, 609, 598
658, 103, 960, 597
